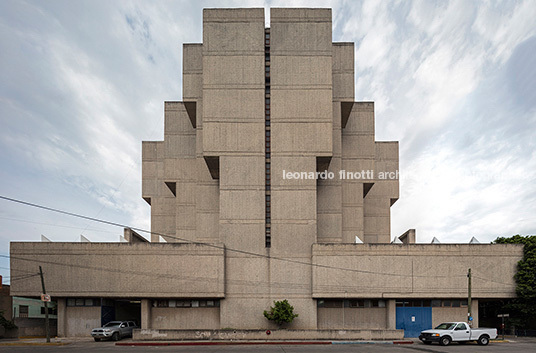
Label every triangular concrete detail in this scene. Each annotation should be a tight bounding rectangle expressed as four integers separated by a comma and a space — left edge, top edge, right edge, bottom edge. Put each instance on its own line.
469, 236, 480, 244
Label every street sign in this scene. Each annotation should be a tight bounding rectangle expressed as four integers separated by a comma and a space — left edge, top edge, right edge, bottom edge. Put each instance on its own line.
497, 313, 510, 318
41, 294, 51, 302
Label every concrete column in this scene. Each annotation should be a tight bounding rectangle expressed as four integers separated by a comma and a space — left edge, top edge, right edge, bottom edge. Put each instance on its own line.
386, 299, 396, 329
472, 299, 479, 327
141, 299, 151, 329
57, 298, 66, 337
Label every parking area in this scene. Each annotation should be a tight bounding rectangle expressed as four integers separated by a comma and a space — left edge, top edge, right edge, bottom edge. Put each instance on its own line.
0, 338, 535, 353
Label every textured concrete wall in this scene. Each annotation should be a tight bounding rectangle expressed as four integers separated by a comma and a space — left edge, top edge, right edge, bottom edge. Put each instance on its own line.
14, 318, 58, 337
200, 8, 270, 330
10, 242, 225, 298
65, 306, 100, 337
0, 286, 12, 321
134, 328, 404, 341
269, 8, 334, 330
312, 244, 522, 298
432, 300, 479, 328
151, 307, 220, 330
318, 307, 387, 329
11, 8, 518, 337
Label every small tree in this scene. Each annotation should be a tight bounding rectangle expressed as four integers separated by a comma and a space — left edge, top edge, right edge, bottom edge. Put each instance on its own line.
263, 299, 298, 326
494, 235, 536, 329
0, 310, 16, 330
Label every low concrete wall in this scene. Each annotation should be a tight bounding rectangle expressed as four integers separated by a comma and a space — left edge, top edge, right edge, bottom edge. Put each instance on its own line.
133, 328, 404, 341
14, 318, 57, 337
0, 326, 18, 338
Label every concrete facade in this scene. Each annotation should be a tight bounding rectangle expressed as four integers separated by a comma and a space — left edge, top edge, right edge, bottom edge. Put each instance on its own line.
10, 8, 524, 339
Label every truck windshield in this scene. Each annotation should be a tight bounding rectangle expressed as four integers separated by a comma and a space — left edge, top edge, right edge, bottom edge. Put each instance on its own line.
103, 322, 121, 327
435, 323, 456, 330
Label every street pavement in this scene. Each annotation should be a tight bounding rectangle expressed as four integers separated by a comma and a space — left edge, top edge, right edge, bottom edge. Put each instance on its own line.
0, 337, 535, 353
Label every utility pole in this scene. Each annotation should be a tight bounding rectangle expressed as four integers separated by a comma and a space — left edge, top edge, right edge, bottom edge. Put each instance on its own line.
39, 266, 50, 343
467, 268, 472, 327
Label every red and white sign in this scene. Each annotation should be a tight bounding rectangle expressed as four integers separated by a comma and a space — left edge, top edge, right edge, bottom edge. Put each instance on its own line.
41, 294, 51, 302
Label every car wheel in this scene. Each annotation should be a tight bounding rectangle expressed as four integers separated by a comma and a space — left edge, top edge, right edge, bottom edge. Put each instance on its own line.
439, 336, 451, 346
93, 338, 101, 342
423, 341, 432, 345
477, 335, 490, 346
112, 332, 120, 341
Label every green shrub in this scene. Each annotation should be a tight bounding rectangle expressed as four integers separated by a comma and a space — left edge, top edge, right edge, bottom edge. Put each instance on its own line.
263, 299, 298, 326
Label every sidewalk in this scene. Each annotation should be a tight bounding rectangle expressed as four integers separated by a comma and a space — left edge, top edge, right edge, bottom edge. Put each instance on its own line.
116, 339, 414, 346
0, 337, 68, 346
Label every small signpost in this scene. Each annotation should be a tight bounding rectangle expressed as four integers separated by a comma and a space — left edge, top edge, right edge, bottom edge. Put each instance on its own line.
41, 294, 51, 302
497, 313, 509, 340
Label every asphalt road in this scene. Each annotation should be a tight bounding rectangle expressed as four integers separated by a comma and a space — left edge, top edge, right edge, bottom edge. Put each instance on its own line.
1, 339, 535, 353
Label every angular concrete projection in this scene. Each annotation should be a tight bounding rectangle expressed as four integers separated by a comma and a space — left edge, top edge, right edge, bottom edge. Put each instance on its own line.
470, 236, 480, 244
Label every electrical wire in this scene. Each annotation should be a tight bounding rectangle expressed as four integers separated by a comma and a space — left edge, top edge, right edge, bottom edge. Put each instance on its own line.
0, 195, 471, 280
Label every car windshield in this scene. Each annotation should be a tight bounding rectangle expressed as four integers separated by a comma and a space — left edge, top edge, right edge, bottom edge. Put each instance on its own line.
435, 323, 456, 330
103, 322, 122, 327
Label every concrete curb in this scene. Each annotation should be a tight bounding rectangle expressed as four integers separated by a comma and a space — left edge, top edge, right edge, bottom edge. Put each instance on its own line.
116, 340, 414, 346
0, 342, 68, 346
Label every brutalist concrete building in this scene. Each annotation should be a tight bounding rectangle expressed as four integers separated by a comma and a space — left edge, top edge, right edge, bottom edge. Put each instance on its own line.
10, 8, 523, 339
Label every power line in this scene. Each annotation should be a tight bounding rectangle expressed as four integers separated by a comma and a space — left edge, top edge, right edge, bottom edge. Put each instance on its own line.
2, 254, 506, 294
0, 216, 118, 234
0, 194, 472, 280
0, 266, 38, 274
9, 273, 40, 282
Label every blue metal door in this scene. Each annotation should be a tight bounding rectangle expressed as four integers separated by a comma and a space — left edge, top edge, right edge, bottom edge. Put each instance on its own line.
396, 307, 432, 337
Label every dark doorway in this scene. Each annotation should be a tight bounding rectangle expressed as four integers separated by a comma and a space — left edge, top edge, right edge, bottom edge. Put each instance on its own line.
100, 298, 141, 327
114, 299, 141, 327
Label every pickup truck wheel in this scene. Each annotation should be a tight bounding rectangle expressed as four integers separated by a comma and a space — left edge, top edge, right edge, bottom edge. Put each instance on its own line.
439, 336, 451, 346
477, 335, 490, 346
112, 332, 120, 341
93, 338, 100, 342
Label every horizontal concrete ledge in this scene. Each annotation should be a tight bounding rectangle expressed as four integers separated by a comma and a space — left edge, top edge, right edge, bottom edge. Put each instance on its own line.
118, 340, 413, 346
133, 329, 404, 341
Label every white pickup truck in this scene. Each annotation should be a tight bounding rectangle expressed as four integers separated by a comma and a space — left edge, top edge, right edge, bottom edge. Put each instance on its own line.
419, 322, 497, 346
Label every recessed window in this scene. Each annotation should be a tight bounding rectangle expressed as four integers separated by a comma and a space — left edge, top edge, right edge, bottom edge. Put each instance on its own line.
318, 300, 343, 308
19, 305, 29, 318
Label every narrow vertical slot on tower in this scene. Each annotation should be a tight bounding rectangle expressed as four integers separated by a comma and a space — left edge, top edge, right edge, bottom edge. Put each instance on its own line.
265, 27, 271, 248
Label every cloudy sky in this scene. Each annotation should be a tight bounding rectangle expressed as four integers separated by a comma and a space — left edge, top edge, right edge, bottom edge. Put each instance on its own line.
1, 0, 535, 283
